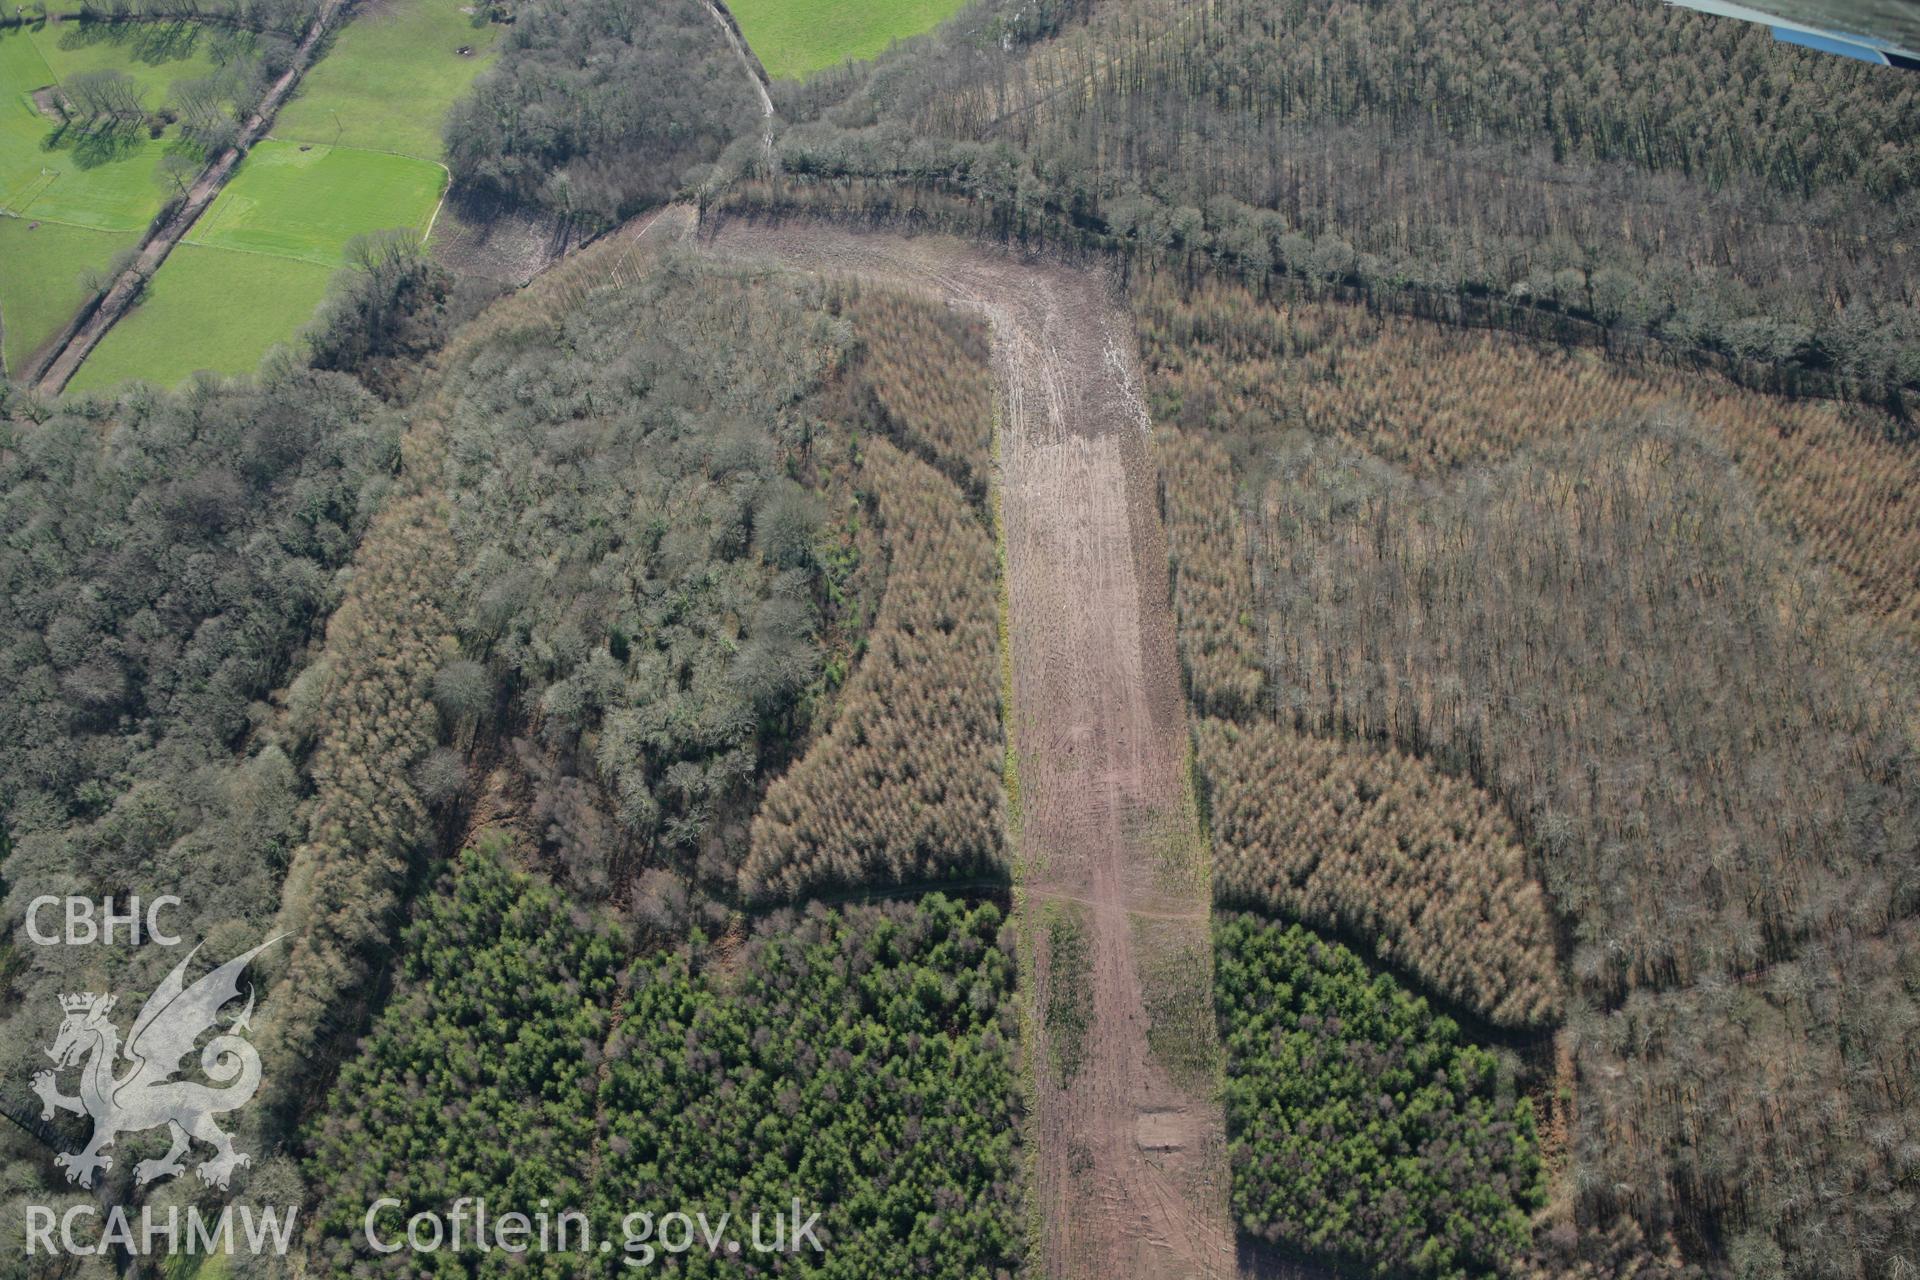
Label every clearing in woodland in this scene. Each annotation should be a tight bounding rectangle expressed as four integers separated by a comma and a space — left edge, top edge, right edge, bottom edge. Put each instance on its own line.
702, 218, 1235, 1280
726, 0, 970, 79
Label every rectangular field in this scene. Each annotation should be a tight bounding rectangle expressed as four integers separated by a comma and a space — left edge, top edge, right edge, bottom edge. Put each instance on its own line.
71, 138, 442, 389
186, 140, 445, 264
2, 23, 222, 230
274, 0, 497, 161
66, 243, 335, 391
727, 0, 970, 78
0, 215, 117, 374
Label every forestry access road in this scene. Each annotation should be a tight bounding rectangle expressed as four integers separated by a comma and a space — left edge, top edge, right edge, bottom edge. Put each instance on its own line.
700, 218, 1237, 1280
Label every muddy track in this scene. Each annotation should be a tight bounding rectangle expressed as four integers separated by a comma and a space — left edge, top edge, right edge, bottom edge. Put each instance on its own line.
702, 0, 775, 166
700, 218, 1235, 1280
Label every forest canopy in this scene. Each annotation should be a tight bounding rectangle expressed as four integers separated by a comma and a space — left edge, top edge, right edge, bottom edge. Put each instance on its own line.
309, 846, 1025, 1278
442, 0, 761, 222
0, 364, 398, 1210
1153, 341, 1920, 1277
1216, 914, 1545, 1280
721, 0, 1920, 398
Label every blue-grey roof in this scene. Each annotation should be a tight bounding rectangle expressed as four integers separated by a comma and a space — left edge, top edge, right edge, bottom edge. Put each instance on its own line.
1667, 0, 1920, 68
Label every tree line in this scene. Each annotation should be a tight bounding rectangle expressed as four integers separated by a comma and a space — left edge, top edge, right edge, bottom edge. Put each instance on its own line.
68, 0, 319, 35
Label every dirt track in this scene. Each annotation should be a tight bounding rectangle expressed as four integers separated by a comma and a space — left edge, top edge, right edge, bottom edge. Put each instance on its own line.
701, 219, 1234, 1279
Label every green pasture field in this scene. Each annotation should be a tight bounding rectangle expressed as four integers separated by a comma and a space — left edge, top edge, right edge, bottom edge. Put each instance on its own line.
0, 26, 59, 212
727, 0, 970, 78
0, 21, 219, 377
69, 140, 441, 387
1, 25, 190, 231
1, 19, 225, 227
28, 16, 231, 103
67, 242, 334, 391
0, 20, 56, 104
186, 139, 444, 264
4, 8, 455, 392
275, 0, 498, 161
0, 215, 117, 374
6, 130, 175, 230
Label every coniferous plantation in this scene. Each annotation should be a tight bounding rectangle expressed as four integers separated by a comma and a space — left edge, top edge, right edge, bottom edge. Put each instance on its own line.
309, 849, 1021, 1278
1216, 915, 1545, 1280
4, 0, 1918, 1278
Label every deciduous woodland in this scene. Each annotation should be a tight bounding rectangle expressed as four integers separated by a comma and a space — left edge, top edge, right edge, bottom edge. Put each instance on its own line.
1149, 271, 1920, 1276
718, 0, 1920, 399
1135, 272, 1920, 640
442, 0, 762, 221
0, 368, 399, 1133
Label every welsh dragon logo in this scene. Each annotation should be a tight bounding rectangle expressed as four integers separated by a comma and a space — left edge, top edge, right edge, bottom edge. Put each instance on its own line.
31, 938, 282, 1190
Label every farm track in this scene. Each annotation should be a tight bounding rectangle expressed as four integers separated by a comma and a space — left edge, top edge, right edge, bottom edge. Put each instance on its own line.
703, 0, 776, 167
27, 0, 352, 395
700, 218, 1236, 1280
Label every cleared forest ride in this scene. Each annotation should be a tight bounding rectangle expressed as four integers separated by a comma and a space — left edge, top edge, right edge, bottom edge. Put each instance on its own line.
700, 219, 1235, 1280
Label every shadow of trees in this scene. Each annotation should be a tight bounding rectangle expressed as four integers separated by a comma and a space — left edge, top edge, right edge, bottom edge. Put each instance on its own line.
54, 14, 202, 64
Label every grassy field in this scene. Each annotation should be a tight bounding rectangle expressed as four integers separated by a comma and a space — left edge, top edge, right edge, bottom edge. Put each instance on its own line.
1, 27, 62, 214
187, 140, 444, 264
64, 140, 443, 386
28, 17, 231, 103
0, 22, 220, 373
45, 0, 476, 391
274, 0, 498, 161
727, 0, 970, 78
0, 216, 117, 374
0, 26, 199, 231
68, 243, 335, 391
7, 132, 179, 230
